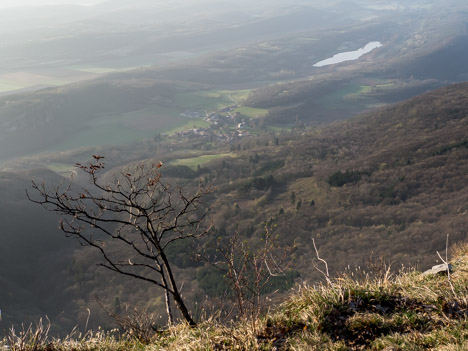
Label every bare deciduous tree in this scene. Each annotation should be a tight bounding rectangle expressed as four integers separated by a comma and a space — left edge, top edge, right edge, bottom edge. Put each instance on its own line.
28, 156, 212, 326
203, 225, 294, 323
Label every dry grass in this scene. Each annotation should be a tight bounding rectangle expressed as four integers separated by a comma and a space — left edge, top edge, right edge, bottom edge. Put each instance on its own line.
2, 244, 467, 351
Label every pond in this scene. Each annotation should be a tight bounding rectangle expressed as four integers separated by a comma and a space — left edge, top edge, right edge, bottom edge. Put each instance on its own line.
313, 41, 382, 67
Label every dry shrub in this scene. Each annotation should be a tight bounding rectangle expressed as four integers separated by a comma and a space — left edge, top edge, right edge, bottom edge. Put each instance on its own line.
5, 318, 51, 351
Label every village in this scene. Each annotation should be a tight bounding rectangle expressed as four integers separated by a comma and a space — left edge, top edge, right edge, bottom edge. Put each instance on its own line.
174, 103, 250, 143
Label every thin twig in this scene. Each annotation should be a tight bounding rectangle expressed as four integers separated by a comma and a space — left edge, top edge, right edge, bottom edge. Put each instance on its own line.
436, 234, 456, 296
312, 238, 329, 276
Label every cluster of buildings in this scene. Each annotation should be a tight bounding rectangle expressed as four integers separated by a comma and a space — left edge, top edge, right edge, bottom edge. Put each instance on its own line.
172, 102, 252, 143
204, 105, 247, 129
174, 125, 249, 143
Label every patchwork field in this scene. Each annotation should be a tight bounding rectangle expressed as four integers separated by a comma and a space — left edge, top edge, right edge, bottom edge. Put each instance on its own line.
169, 153, 232, 169
174, 89, 251, 112
0, 70, 96, 93
233, 105, 268, 118
7, 81, 262, 156
0, 64, 142, 94
0, 72, 68, 92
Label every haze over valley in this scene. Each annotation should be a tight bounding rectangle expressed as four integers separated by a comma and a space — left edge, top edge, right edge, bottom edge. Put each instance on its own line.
0, 0, 467, 346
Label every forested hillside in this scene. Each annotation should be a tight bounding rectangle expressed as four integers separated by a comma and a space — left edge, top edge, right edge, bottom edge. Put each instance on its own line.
1, 81, 467, 348
30, 82, 466, 331
193, 82, 468, 279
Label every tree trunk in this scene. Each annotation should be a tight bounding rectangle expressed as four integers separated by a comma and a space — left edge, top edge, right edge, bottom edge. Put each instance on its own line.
165, 288, 174, 325
161, 269, 174, 325
171, 291, 196, 326
160, 250, 196, 326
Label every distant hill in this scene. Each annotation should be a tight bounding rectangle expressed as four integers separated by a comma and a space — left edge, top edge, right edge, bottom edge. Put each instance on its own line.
1, 11, 468, 161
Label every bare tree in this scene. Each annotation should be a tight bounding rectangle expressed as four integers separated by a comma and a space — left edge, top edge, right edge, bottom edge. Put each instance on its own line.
203, 225, 294, 323
27, 156, 212, 326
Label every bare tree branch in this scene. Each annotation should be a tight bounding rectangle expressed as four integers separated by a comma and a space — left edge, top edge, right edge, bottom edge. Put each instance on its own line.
28, 157, 212, 326
201, 225, 294, 323
436, 234, 456, 297
312, 237, 332, 285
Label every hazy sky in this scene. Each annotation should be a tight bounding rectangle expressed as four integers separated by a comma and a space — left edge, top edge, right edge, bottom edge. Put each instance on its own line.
0, 0, 103, 8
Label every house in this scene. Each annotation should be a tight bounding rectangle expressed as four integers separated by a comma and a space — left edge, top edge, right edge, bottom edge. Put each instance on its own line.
237, 121, 246, 129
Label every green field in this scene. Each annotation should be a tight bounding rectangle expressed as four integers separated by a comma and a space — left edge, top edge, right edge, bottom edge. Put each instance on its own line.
266, 124, 294, 132
173, 89, 253, 112
44, 102, 212, 152
0, 81, 27, 92
222, 89, 251, 102
169, 153, 232, 169
44, 107, 179, 152
174, 91, 232, 111
38, 85, 261, 153
123, 105, 184, 129
0, 65, 141, 94
0, 79, 71, 92
357, 85, 372, 94
320, 83, 377, 108
233, 106, 268, 118
375, 82, 396, 89
0, 72, 72, 93
164, 119, 212, 135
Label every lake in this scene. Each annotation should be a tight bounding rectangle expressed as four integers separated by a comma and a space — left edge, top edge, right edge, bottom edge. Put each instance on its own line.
313, 41, 382, 67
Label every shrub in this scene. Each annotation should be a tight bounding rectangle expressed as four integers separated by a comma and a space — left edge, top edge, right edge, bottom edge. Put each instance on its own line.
327, 170, 365, 187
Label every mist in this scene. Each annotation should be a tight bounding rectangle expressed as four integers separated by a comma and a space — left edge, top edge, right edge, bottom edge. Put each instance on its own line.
0, 0, 358, 97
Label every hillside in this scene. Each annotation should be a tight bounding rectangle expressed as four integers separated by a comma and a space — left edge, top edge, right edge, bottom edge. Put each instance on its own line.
0, 169, 78, 331
197, 82, 468, 276
2, 82, 463, 333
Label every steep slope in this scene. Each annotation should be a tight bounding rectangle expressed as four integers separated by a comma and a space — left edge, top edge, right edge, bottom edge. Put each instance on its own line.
0, 169, 78, 331
2, 243, 467, 350
208, 83, 468, 276
53, 83, 468, 331
133, 243, 468, 350
0, 82, 466, 334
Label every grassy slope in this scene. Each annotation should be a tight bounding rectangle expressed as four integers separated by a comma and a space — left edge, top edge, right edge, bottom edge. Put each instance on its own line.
169, 153, 232, 169
149, 243, 468, 350
3, 243, 467, 350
